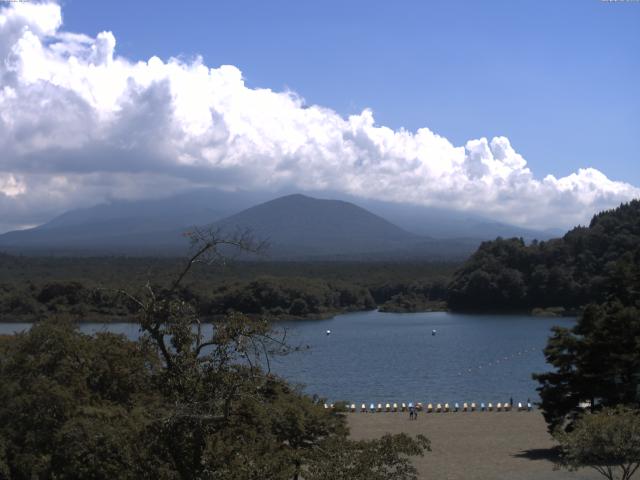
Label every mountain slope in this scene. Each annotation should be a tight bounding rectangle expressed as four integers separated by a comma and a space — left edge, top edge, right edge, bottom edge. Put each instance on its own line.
0, 189, 546, 259
0, 189, 268, 254
351, 196, 561, 240
213, 194, 420, 258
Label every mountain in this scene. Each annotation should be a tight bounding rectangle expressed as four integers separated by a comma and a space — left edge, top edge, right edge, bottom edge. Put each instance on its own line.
0, 189, 557, 259
349, 196, 561, 240
0, 189, 270, 255
213, 194, 416, 258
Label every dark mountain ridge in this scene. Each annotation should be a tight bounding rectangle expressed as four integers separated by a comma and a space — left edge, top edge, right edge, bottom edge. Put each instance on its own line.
0, 190, 555, 260
215, 194, 418, 257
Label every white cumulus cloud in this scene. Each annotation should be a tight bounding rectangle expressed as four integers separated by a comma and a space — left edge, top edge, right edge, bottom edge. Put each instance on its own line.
0, 1, 637, 233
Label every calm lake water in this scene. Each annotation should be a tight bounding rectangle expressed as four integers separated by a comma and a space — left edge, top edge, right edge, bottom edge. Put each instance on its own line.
0, 310, 574, 405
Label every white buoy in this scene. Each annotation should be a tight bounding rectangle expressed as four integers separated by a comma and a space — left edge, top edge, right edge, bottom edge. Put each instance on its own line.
326, 329, 331, 335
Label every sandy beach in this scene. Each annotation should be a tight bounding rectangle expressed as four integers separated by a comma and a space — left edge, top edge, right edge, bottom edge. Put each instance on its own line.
348, 410, 601, 480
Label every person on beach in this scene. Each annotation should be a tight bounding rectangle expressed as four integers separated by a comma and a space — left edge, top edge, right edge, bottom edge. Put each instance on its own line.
510, 396, 513, 407
414, 408, 418, 420
409, 406, 414, 420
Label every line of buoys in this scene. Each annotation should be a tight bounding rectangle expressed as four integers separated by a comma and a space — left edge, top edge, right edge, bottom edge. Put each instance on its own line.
455, 347, 540, 376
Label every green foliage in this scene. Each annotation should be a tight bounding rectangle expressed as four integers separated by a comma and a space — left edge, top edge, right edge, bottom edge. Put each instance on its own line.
448, 200, 640, 311
0, 320, 158, 479
0, 255, 457, 321
0, 314, 400, 479
305, 433, 430, 480
554, 406, 640, 480
208, 276, 376, 318
0, 234, 430, 478
534, 303, 640, 432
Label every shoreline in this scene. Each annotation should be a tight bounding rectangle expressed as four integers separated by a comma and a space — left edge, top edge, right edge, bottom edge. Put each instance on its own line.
0, 306, 578, 325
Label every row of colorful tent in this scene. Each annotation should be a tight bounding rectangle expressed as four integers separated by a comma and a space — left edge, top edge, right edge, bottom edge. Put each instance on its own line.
324, 401, 533, 412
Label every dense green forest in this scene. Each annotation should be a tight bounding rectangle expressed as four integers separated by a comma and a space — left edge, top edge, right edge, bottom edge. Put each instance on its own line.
2, 200, 639, 321
0, 237, 430, 479
528, 201, 640, 438
0, 256, 455, 322
448, 200, 640, 312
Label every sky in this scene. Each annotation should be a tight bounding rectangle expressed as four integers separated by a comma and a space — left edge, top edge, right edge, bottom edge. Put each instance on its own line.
0, 0, 638, 232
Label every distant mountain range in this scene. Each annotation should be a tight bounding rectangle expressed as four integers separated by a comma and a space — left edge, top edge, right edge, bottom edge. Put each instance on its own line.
0, 189, 561, 260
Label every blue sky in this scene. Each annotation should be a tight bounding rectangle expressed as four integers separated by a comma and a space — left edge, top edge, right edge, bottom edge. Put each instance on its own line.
62, 0, 640, 184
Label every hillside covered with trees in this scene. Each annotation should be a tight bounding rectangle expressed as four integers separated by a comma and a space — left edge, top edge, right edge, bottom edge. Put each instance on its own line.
448, 200, 640, 312
528, 204, 640, 452
0, 256, 454, 322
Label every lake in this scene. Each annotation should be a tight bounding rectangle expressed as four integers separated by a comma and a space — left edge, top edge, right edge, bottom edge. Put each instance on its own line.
0, 310, 573, 405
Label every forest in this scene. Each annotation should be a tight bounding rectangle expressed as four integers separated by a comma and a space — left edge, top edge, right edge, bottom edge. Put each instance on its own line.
528, 202, 640, 446
1, 201, 639, 321
448, 200, 640, 312
0, 255, 454, 322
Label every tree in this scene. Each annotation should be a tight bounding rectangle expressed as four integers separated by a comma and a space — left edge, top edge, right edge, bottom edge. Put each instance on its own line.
0, 320, 158, 479
123, 227, 429, 478
0, 228, 430, 479
305, 433, 430, 480
447, 199, 640, 312
554, 406, 640, 480
534, 303, 640, 432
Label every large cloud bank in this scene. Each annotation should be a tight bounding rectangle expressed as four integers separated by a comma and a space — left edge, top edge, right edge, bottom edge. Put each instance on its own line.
0, 2, 637, 232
